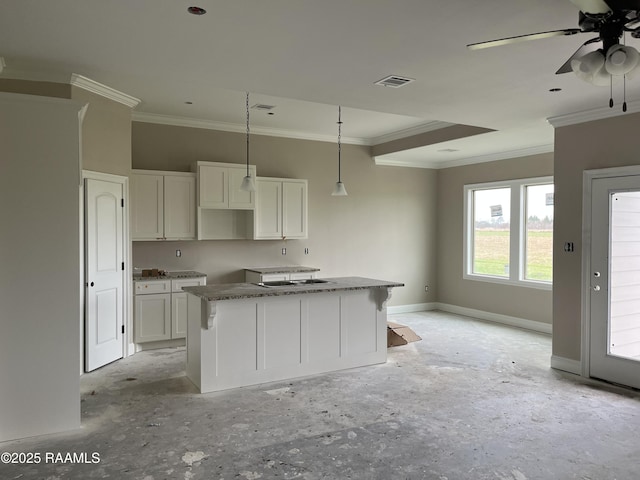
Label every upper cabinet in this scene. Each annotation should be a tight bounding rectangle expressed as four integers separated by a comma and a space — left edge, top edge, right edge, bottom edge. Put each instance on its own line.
131, 171, 196, 241
255, 177, 308, 240
193, 161, 257, 240
196, 162, 257, 209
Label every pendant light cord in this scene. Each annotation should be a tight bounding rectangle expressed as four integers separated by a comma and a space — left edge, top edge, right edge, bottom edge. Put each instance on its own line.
246, 92, 250, 176
337, 105, 342, 183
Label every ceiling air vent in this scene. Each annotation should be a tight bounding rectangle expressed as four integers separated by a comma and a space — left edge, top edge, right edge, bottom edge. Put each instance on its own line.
374, 75, 415, 88
251, 104, 276, 111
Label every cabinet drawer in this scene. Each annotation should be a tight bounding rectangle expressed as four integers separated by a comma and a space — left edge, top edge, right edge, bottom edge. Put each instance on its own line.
135, 280, 171, 295
172, 277, 206, 293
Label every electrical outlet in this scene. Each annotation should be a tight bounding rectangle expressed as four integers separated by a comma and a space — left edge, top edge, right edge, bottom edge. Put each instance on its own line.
176, 249, 182, 257
425, 285, 429, 292
304, 248, 309, 255
281, 248, 287, 255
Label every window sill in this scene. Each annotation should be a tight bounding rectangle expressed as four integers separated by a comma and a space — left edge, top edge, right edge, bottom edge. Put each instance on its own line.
463, 273, 552, 291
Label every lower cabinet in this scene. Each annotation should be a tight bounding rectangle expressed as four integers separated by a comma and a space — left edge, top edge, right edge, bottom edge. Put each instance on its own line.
134, 277, 206, 343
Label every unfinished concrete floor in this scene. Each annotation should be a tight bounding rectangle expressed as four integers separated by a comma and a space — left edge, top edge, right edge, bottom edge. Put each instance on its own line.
2, 311, 640, 480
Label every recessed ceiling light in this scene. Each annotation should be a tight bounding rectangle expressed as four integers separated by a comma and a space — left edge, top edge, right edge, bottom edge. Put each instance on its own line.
549, 88, 562, 92
187, 6, 206, 15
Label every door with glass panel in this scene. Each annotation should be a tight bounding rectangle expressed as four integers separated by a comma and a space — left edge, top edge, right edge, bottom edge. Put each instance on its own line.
590, 175, 640, 389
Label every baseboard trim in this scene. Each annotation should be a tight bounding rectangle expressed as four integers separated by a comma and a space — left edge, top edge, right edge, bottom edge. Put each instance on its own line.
435, 303, 552, 335
387, 303, 437, 315
550, 355, 582, 375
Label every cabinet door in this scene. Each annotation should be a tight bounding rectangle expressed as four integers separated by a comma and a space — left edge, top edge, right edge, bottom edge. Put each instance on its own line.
172, 292, 189, 339
282, 180, 307, 239
229, 166, 257, 209
255, 179, 282, 239
134, 294, 171, 343
131, 174, 164, 240
199, 165, 227, 208
164, 175, 196, 240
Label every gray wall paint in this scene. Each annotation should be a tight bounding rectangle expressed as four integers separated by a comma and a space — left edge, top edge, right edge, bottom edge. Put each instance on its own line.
0, 93, 82, 441
436, 154, 554, 324
553, 112, 640, 362
71, 86, 132, 177
131, 122, 437, 307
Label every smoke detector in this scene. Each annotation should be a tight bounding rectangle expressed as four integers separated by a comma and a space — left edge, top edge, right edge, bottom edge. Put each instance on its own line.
374, 75, 415, 88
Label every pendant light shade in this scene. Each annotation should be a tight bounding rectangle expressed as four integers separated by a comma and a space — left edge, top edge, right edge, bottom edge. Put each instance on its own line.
240, 91, 255, 192
331, 105, 348, 196
332, 181, 348, 196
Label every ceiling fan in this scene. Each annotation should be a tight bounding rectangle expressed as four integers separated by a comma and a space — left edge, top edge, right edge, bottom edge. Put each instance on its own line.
468, 0, 640, 96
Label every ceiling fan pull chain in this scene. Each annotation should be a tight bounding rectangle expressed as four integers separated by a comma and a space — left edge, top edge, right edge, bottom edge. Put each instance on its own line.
623, 75, 628, 112
609, 76, 614, 108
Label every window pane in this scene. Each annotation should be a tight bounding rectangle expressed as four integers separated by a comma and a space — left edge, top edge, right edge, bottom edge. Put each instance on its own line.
473, 188, 511, 277
525, 184, 554, 282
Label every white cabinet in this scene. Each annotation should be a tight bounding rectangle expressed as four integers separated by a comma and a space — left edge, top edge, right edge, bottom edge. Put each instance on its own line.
255, 178, 308, 240
134, 276, 206, 343
193, 162, 257, 240
134, 280, 172, 343
131, 171, 196, 241
196, 162, 256, 209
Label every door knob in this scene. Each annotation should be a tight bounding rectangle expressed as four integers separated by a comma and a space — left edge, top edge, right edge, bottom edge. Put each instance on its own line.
594, 272, 601, 277
593, 285, 601, 292
90, 282, 94, 287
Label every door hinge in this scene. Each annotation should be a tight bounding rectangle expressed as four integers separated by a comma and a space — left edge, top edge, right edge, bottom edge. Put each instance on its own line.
121, 325, 125, 334
121, 198, 124, 208
122, 261, 125, 271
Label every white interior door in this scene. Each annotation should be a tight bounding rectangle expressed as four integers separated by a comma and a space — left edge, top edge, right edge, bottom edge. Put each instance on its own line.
589, 174, 640, 389
85, 178, 124, 372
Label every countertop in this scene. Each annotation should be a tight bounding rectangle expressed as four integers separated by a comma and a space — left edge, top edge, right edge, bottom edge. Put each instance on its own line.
182, 276, 404, 302
133, 271, 207, 281
244, 266, 320, 274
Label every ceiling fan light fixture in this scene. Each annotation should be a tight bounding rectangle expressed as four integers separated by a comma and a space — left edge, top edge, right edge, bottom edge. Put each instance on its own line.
571, 50, 607, 84
605, 44, 640, 75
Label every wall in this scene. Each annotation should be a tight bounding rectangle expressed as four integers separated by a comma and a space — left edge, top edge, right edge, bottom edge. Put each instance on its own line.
0, 78, 71, 99
0, 93, 83, 441
553, 112, 640, 363
71, 86, 132, 176
436, 153, 554, 324
131, 122, 437, 308
0, 80, 133, 177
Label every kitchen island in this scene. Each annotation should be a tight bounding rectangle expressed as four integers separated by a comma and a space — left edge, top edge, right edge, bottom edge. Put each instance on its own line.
183, 277, 403, 393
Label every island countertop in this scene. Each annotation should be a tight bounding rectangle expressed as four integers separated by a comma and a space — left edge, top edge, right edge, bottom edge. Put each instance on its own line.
182, 276, 404, 302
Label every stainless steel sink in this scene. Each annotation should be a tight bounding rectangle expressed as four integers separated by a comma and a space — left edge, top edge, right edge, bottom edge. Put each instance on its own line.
255, 279, 330, 288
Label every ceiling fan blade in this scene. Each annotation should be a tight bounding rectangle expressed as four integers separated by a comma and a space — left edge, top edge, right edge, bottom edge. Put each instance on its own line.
467, 29, 582, 50
555, 37, 601, 73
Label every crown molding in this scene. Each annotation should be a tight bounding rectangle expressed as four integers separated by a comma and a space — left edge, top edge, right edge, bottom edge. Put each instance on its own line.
547, 100, 640, 128
70, 74, 140, 108
132, 111, 369, 145
368, 120, 454, 145
375, 143, 554, 170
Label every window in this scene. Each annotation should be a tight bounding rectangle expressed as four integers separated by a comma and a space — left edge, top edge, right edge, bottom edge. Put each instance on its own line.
464, 177, 553, 289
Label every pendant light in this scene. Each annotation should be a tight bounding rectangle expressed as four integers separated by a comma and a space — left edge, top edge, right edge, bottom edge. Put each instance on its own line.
240, 91, 256, 192
331, 105, 348, 196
